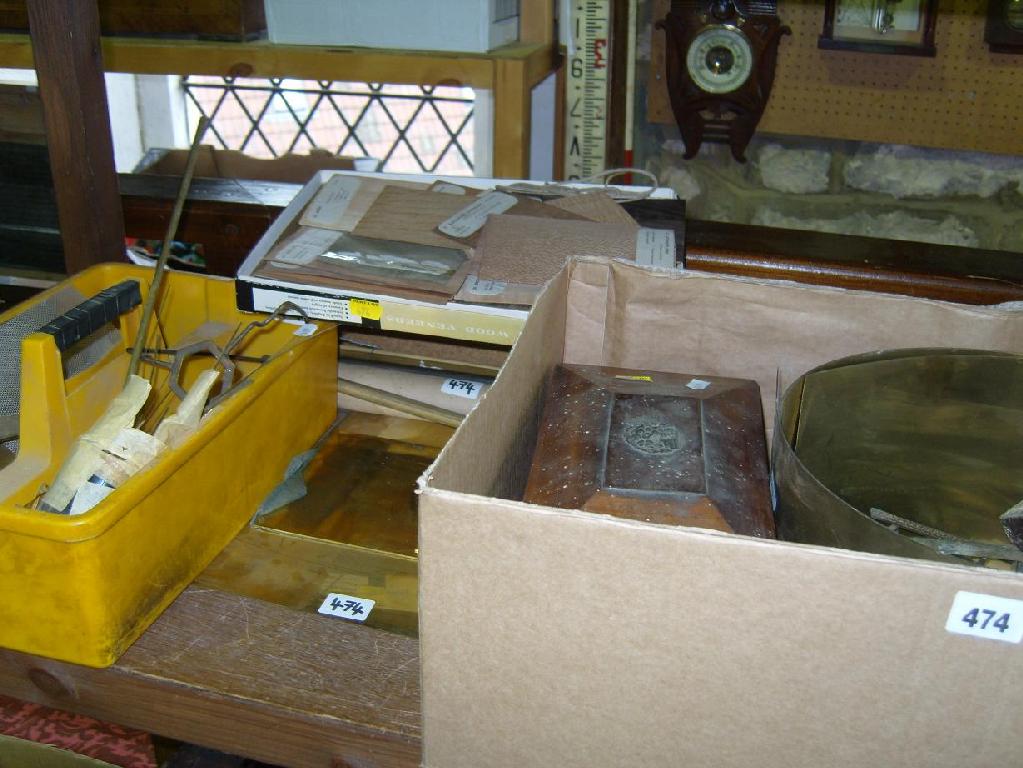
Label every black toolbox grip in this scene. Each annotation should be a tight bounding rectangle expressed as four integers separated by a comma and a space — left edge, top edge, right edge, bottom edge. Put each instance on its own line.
40, 280, 143, 351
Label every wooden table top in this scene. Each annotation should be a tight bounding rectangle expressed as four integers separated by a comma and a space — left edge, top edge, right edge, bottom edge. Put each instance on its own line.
0, 413, 456, 768
0, 584, 421, 768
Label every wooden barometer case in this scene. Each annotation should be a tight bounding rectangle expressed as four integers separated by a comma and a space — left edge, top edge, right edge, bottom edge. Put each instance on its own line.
657, 0, 789, 162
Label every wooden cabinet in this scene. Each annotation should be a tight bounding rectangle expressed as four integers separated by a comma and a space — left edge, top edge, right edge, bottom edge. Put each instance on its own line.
0, 0, 266, 40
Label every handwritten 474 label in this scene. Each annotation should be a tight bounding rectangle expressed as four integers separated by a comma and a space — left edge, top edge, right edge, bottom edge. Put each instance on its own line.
443, 378, 483, 400
318, 593, 375, 623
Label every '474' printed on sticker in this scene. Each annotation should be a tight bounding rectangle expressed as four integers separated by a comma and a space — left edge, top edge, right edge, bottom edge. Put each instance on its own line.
945, 591, 1023, 644
318, 593, 375, 623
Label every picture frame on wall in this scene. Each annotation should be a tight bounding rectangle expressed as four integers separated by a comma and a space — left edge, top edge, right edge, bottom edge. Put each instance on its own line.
818, 0, 938, 56
986, 0, 1023, 52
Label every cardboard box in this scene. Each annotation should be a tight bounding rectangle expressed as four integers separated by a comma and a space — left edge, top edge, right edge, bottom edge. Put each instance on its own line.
418, 258, 1023, 768
237, 171, 676, 345
236, 171, 529, 345
137, 147, 369, 185
264, 0, 519, 53
0, 733, 125, 767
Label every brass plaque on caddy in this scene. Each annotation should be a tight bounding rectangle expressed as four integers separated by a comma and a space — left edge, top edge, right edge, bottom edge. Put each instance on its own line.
523, 364, 775, 537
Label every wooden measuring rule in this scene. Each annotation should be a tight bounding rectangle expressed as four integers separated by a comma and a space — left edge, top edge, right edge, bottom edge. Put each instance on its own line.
564, 0, 611, 180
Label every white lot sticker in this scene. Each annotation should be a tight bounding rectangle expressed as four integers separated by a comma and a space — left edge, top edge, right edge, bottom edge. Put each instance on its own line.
442, 378, 483, 400
270, 227, 340, 265
293, 323, 318, 337
635, 228, 677, 269
463, 276, 507, 296
686, 378, 711, 390
301, 175, 362, 228
318, 593, 375, 623
438, 191, 517, 238
945, 591, 1023, 644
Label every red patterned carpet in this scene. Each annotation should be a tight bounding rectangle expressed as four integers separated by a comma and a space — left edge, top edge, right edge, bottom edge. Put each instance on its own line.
0, 693, 156, 767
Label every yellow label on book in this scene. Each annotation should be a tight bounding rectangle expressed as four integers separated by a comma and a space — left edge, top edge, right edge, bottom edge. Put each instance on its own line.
616, 375, 653, 382
349, 298, 382, 321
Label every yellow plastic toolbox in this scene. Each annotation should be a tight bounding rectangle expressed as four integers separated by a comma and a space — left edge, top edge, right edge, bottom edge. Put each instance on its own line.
0, 264, 337, 667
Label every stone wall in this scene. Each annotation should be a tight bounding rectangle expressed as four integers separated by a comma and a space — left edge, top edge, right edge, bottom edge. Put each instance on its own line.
645, 135, 1023, 252
632, 0, 1023, 253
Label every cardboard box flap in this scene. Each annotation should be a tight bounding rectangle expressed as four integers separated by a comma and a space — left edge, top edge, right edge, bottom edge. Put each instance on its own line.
423, 268, 569, 499
567, 259, 1023, 433
139, 146, 359, 184
427, 258, 1023, 498
420, 257, 1023, 768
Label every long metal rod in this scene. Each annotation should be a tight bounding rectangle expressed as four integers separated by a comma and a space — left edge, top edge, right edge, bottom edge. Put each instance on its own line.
338, 378, 463, 428
126, 116, 209, 381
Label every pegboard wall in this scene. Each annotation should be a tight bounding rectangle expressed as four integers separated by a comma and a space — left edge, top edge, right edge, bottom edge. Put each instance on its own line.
647, 0, 1023, 155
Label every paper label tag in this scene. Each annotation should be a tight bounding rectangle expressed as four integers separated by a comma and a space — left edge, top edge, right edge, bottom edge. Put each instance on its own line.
69, 479, 115, 516
349, 298, 382, 321
433, 182, 468, 195
302, 175, 362, 228
442, 378, 483, 400
945, 591, 1023, 644
438, 191, 517, 238
686, 378, 711, 390
293, 323, 318, 336
318, 592, 375, 623
463, 276, 508, 296
271, 228, 340, 266
635, 228, 677, 269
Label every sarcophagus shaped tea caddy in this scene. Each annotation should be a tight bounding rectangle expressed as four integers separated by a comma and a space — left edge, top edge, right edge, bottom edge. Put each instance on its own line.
524, 364, 775, 537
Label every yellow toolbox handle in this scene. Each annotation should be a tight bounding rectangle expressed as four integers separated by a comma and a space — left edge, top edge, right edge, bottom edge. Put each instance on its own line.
16, 282, 144, 488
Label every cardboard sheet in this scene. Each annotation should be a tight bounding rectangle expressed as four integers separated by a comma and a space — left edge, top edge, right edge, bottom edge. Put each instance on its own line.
474, 217, 640, 285
353, 186, 587, 251
299, 175, 429, 231
352, 187, 484, 250
545, 190, 639, 226
139, 146, 357, 183
419, 259, 1023, 768
453, 275, 542, 308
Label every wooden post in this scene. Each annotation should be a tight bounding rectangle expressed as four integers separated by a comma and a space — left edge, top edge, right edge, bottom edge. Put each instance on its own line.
552, 58, 566, 180
492, 58, 531, 179
520, 0, 555, 45
27, 0, 125, 274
